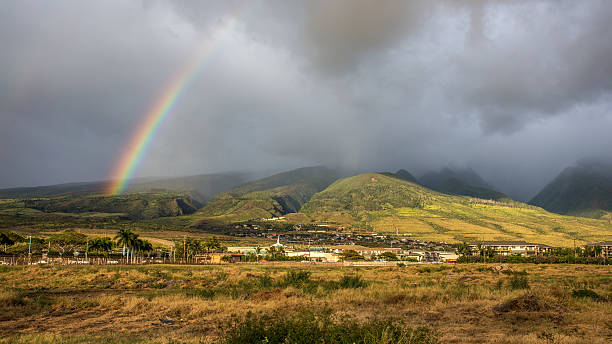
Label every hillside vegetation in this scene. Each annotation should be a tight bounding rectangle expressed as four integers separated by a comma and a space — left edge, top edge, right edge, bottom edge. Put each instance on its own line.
300, 173, 612, 246
192, 166, 340, 226
0, 193, 200, 221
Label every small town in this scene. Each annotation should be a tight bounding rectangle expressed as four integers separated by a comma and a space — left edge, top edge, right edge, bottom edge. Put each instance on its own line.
2, 228, 610, 266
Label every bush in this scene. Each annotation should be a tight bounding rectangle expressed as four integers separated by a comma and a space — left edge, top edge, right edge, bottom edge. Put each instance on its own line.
282, 270, 311, 286
188, 288, 215, 299
572, 289, 601, 300
509, 274, 530, 290
338, 275, 368, 289
397, 262, 406, 267
257, 274, 274, 288
222, 311, 439, 344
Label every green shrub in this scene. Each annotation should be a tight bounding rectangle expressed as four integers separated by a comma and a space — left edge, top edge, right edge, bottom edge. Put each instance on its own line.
257, 274, 274, 288
397, 262, 406, 267
418, 267, 432, 273
509, 274, 530, 290
572, 289, 601, 300
222, 311, 439, 344
282, 270, 311, 286
338, 275, 368, 289
188, 288, 215, 299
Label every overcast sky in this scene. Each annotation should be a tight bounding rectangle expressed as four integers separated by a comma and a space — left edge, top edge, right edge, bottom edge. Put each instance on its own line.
1, 0, 612, 200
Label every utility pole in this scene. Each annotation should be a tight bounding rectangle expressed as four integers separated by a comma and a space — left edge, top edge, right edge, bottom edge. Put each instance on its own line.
183, 235, 186, 264
308, 238, 311, 259
28, 236, 32, 265
85, 238, 89, 262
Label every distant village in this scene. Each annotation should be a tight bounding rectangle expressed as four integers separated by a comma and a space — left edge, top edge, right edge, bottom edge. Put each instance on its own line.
197, 235, 612, 265
1, 222, 610, 265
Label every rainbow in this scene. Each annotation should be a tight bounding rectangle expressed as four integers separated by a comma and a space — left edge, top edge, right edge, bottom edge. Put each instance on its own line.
106, 3, 253, 195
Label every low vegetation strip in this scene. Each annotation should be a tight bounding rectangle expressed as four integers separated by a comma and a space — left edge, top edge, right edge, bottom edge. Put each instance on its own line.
222, 312, 438, 344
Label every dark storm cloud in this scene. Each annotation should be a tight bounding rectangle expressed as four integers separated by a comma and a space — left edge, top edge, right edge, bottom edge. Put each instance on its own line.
1, 0, 612, 201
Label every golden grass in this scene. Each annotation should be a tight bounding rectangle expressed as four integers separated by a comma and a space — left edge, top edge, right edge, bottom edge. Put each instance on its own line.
0, 263, 610, 343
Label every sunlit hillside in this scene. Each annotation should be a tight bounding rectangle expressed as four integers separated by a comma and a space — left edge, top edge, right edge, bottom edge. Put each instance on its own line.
0, 193, 200, 221
191, 166, 340, 226
299, 173, 612, 246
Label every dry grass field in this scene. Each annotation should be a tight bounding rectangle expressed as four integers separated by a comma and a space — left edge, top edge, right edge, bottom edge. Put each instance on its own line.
0, 263, 611, 343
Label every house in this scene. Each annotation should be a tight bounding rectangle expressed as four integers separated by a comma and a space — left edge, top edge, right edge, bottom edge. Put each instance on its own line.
227, 246, 263, 255
194, 253, 242, 264
285, 250, 340, 262
470, 241, 555, 257
330, 245, 402, 259
437, 251, 459, 262
585, 241, 612, 258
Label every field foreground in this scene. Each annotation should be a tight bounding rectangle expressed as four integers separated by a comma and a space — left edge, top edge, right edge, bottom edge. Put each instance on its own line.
0, 263, 611, 343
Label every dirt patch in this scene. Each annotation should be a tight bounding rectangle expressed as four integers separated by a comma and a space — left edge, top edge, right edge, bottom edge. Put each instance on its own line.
494, 293, 554, 313
493, 292, 566, 324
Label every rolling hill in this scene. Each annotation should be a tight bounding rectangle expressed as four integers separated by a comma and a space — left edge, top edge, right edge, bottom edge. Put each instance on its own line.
419, 168, 509, 201
191, 166, 341, 226
298, 173, 612, 246
530, 162, 612, 219
0, 193, 201, 220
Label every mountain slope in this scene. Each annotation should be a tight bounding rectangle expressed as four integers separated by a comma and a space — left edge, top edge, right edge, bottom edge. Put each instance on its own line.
530, 162, 612, 218
192, 166, 340, 225
0, 193, 200, 220
299, 173, 612, 246
0, 173, 249, 204
394, 169, 419, 184
125, 173, 250, 203
419, 168, 508, 201
0, 182, 108, 199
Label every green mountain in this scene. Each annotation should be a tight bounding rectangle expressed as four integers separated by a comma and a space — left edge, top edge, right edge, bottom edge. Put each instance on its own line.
12, 193, 201, 220
530, 162, 612, 218
393, 169, 419, 183
124, 173, 250, 203
0, 173, 249, 204
299, 173, 612, 246
419, 168, 508, 201
192, 166, 340, 225
0, 181, 108, 199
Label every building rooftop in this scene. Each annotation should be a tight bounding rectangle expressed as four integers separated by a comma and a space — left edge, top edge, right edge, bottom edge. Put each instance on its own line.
470, 240, 554, 247
586, 241, 612, 246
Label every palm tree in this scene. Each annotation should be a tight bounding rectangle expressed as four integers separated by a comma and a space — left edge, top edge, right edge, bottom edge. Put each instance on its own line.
89, 238, 113, 255
594, 245, 603, 258
456, 242, 471, 256
131, 238, 151, 262
0, 233, 14, 252
141, 240, 153, 257
205, 237, 220, 253
114, 228, 136, 263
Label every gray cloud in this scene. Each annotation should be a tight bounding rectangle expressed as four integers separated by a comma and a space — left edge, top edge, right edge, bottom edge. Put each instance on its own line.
1, 0, 612, 201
